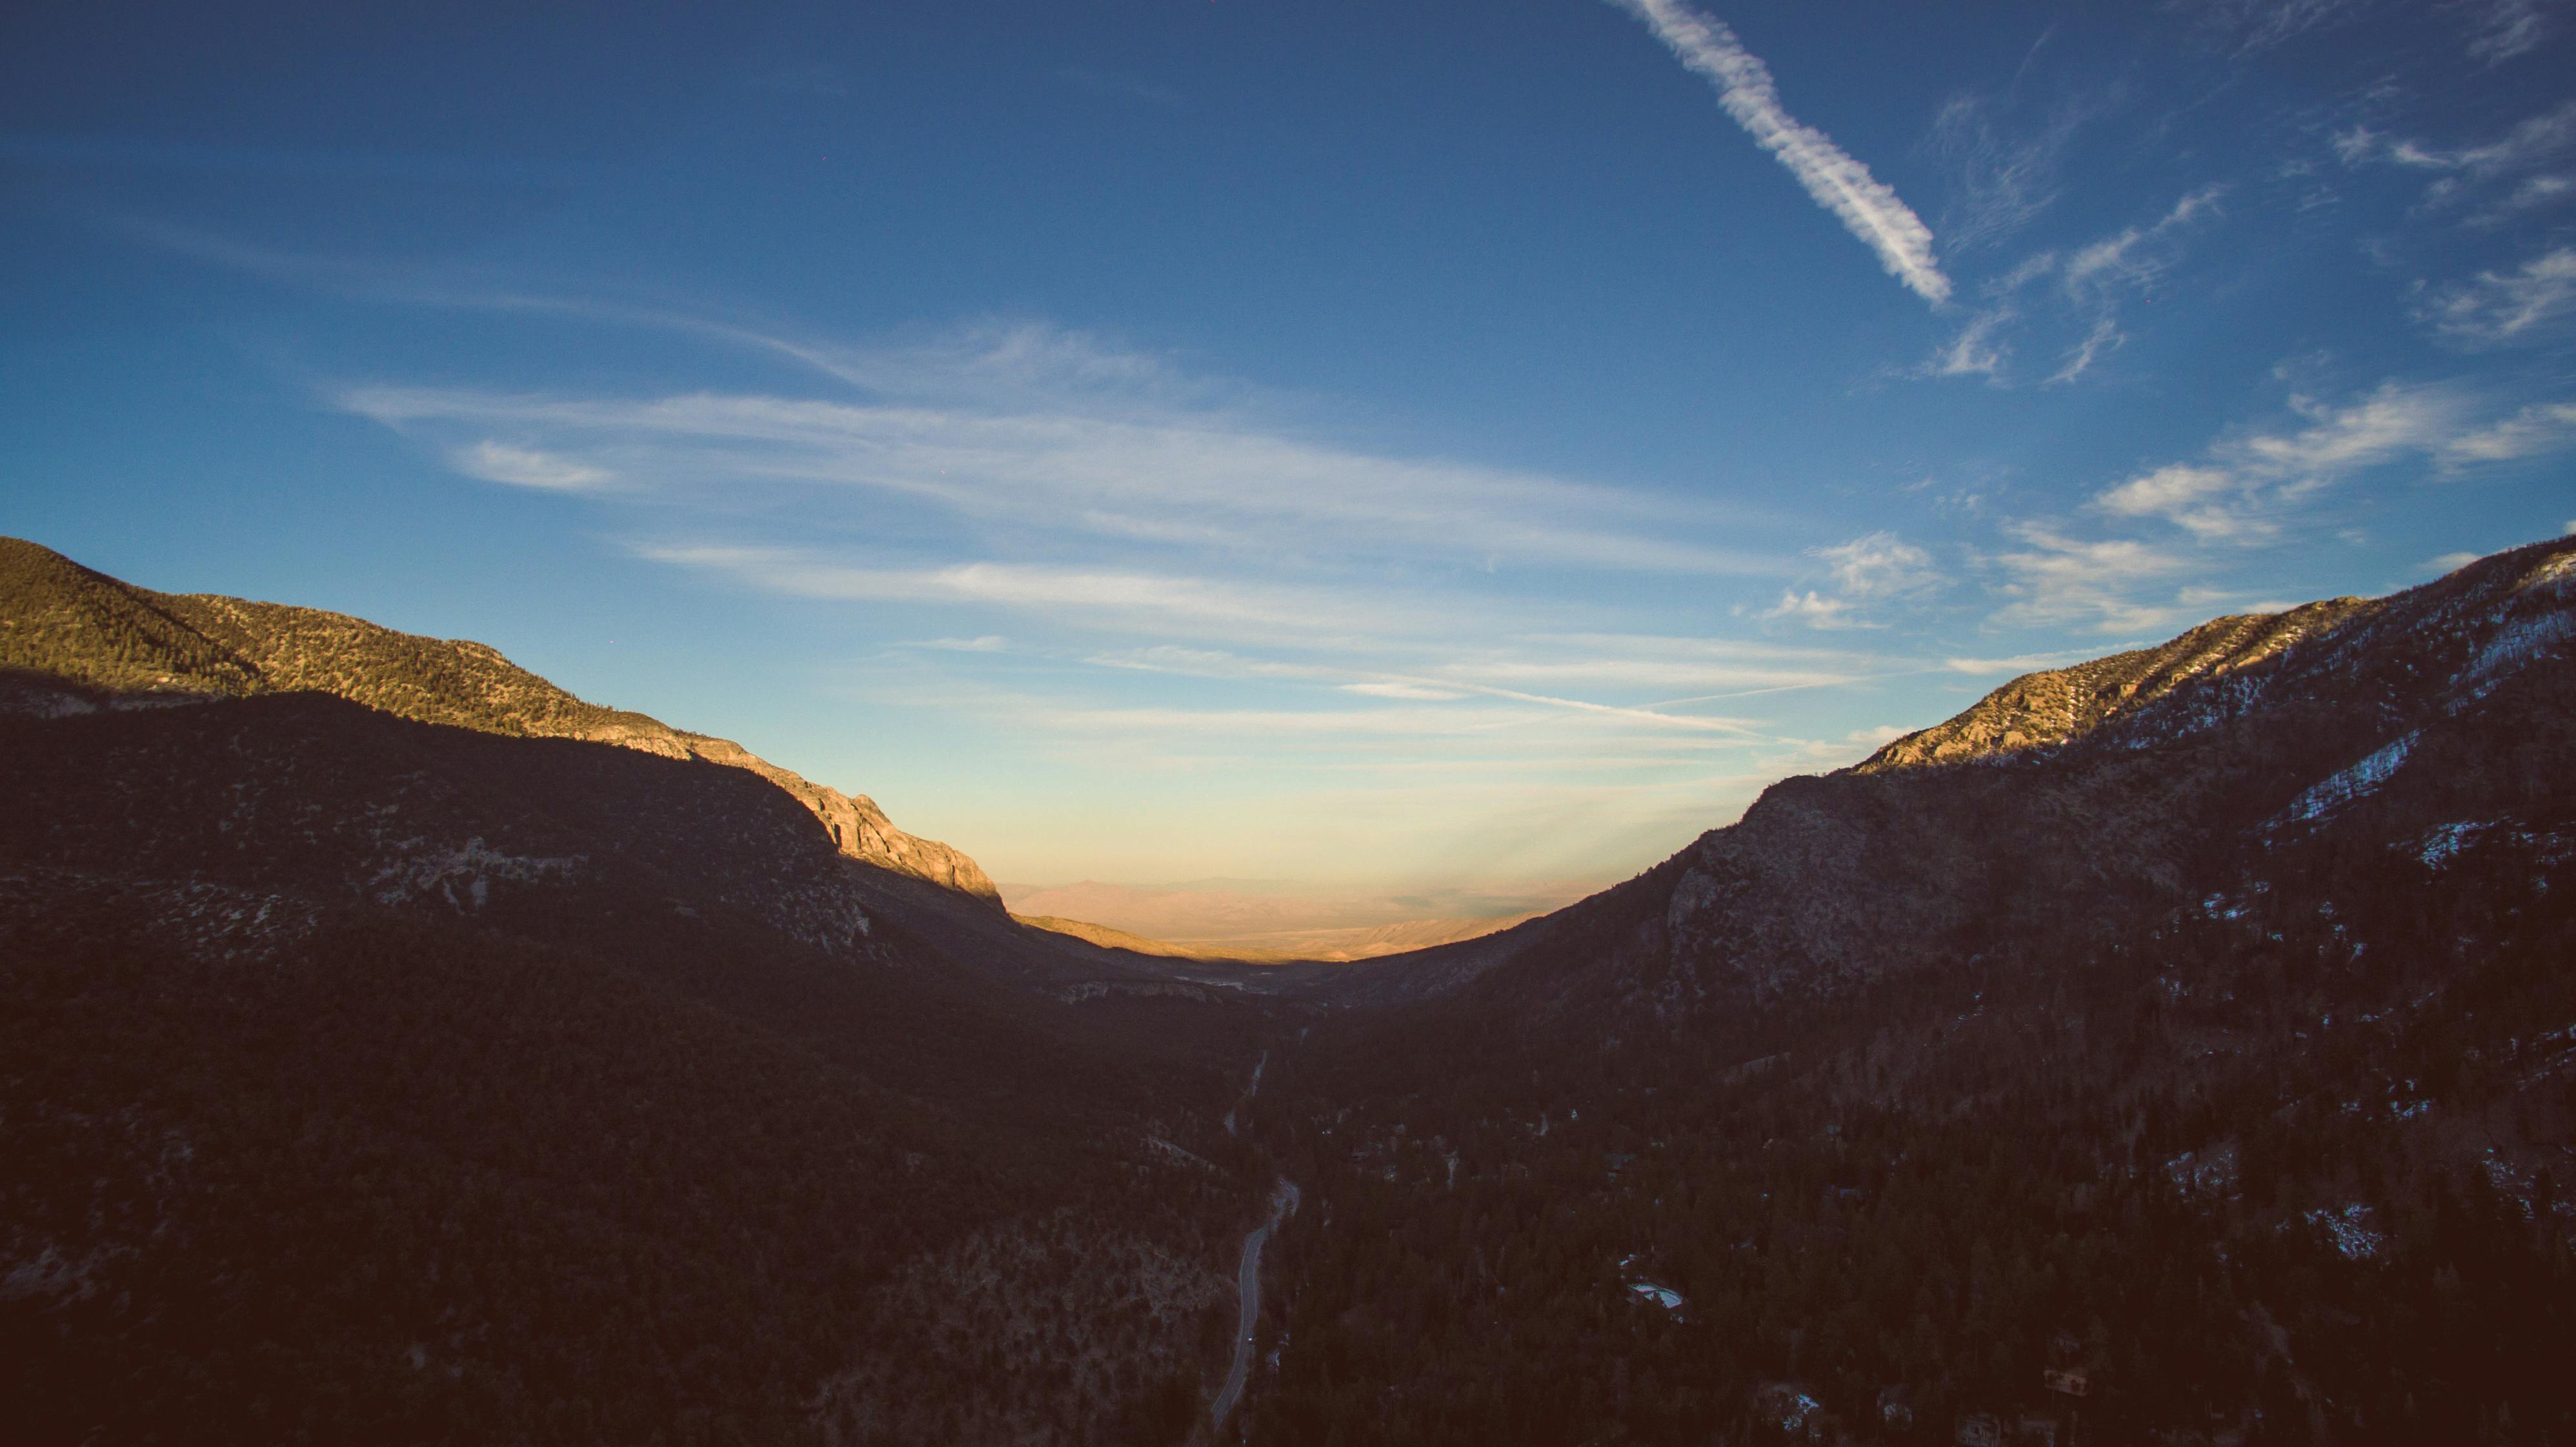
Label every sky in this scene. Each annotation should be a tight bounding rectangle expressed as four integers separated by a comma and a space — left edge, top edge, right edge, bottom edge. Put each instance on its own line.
5, 0, 2573, 894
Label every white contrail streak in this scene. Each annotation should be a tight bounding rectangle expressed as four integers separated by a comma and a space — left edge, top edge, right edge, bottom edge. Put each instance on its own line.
1607, 0, 1952, 305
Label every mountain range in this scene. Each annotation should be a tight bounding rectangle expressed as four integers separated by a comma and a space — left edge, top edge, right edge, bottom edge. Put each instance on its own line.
4, 532, 2572, 1445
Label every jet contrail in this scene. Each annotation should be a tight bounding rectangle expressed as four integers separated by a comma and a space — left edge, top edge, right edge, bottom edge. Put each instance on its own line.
1607, 0, 1952, 305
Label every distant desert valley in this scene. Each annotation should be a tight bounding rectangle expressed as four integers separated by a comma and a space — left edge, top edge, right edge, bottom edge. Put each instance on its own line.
1001, 879, 1588, 963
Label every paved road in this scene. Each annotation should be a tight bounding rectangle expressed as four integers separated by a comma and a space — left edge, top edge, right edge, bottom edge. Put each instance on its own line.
1209, 1179, 1299, 1432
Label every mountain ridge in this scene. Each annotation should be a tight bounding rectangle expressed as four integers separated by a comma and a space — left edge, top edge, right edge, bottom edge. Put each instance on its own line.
1857, 596, 2377, 773
0, 536, 1001, 907
1313, 536, 2576, 1017
1243, 536, 2576, 1443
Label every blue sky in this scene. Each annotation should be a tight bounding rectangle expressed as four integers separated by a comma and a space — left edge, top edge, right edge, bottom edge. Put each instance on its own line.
5, 0, 2573, 892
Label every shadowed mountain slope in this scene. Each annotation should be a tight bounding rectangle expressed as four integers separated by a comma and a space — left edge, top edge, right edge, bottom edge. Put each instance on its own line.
0, 536, 998, 906
1234, 537, 2576, 1445
1337, 538, 2576, 1020
0, 541, 1307, 1446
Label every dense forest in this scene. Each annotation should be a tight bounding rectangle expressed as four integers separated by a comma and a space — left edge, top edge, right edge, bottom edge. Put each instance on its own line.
1240, 824, 2576, 1444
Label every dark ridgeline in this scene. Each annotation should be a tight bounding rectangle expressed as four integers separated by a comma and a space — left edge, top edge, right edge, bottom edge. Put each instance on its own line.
4, 532, 2575, 1444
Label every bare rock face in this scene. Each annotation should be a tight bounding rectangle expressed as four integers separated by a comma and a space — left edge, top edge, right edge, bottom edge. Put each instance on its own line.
0, 536, 1001, 909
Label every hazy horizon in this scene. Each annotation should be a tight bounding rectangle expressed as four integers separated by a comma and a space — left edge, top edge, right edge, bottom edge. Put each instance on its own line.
8, 0, 2573, 889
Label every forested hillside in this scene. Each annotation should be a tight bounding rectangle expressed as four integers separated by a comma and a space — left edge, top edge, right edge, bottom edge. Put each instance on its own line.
1228, 539, 2576, 1446
0, 597, 1289, 1444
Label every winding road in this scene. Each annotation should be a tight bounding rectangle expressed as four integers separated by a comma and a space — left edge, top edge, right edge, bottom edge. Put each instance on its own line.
1209, 1178, 1299, 1433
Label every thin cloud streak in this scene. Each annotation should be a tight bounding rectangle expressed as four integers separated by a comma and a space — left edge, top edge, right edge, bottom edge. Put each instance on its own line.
2335, 99, 2576, 224
636, 544, 1423, 646
1919, 189, 2221, 387
1929, 94, 2081, 254
2093, 381, 2482, 544
2002, 378, 2565, 634
1606, 0, 1951, 303
339, 332, 1786, 579
1092, 646, 1784, 733
2439, 400, 2576, 467
2417, 247, 2576, 347
1988, 523, 2191, 633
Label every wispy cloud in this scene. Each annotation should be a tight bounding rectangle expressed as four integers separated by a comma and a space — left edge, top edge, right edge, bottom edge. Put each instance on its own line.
1761, 531, 1946, 628
1819, 531, 1944, 596
307, 290, 1918, 880
2466, 0, 2555, 63
2095, 463, 2249, 541
1996, 378, 2566, 633
1077, 640, 1837, 715
1343, 681, 1465, 701
1741, 522, 1937, 625
1922, 302, 2017, 379
450, 441, 612, 492
2049, 316, 2125, 386
1942, 647, 2120, 675
2046, 187, 2224, 383
343, 323, 1781, 579
2415, 247, 2576, 346
2095, 381, 2478, 541
2337, 99, 2576, 223
636, 545, 1424, 646
2437, 399, 2576, 467
1759, 590, 1857, 627
1605, 0, 1951, 303
1988, 523, 2191, 632
2224, 381, 2475, 477
1920, 190, 2222, 385
1929, 94, 2088, 254
2184, 0, 2374, 57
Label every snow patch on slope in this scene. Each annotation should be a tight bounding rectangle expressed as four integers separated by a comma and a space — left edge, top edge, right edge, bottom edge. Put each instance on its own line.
2306, 1204, 2387, 1261
370, 836, 579, 908
2458, 611, 2575, 696
2278, 733, 2419, 825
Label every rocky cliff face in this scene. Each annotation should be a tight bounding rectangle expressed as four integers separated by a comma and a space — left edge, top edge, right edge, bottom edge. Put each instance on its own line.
0, 537, 1000, 909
